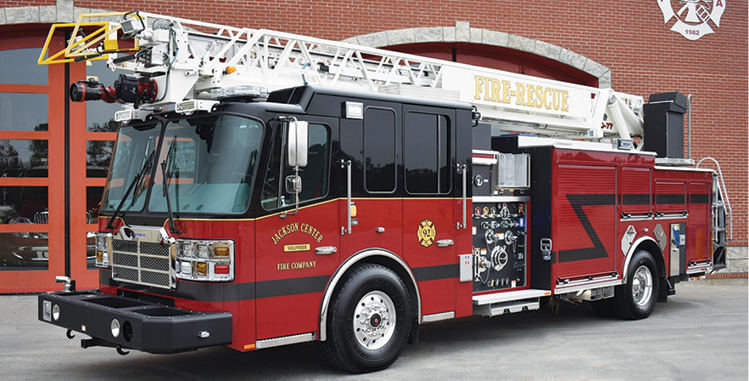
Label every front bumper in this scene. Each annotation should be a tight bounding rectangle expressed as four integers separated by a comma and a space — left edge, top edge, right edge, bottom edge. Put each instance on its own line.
39, 291, 232, 354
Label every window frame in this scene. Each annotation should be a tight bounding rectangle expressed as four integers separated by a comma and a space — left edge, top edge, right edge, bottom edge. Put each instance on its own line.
260, 120, 332, 211
363, 106, 398, 194
403, 110, 453, 196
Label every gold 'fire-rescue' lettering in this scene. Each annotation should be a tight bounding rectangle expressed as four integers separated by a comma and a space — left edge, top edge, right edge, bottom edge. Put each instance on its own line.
272, 222, 323, 244
474, 75, 569, 112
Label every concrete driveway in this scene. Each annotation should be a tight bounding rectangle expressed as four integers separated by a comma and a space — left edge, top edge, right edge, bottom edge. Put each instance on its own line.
0, 281, 746, 380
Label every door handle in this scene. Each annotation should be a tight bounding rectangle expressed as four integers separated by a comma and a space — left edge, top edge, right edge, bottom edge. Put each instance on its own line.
341, 160, 352, 235
457, 164, 467, 229
436, 239, 454, 247
315, 246, 337, 255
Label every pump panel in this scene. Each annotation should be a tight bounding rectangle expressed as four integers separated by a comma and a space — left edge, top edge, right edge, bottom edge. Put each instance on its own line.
472, 197, 529, 292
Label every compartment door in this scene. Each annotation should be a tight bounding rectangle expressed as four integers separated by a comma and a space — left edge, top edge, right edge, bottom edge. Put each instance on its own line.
687, 182, 711, 265
555, 164, 618, 280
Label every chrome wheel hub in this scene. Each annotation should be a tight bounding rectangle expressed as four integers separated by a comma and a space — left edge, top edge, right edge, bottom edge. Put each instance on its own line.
353, 290, 396, 350
632, 265, 653, 307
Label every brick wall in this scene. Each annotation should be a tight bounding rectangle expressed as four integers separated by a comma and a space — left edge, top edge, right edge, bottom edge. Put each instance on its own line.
3, 0, 747, 245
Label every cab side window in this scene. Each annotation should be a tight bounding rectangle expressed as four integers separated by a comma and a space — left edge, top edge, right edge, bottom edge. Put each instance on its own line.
404, 112, 451, 195
261, 122, 330, 210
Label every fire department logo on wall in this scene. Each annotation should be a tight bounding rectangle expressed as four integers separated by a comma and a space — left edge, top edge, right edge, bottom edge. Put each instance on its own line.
657, 0, 726, 41
417, 219, 437, 247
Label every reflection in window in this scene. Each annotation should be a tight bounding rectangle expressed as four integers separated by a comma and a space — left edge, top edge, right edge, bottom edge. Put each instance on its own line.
0, 93, 49, 131
86, 187, 104, 223
101, 121, 161, 213
86, 231, 96, 269
87, 140, 114, 168
0, 185, 48, 224
148, 116, 264, 214
0, 140, 49, 177
262, 123, 330, 210
0, 232, 49, 269
0, 49, 48, 85
364, 108, 396, 193
86, 60, 122, 132
404, 113, 451, 195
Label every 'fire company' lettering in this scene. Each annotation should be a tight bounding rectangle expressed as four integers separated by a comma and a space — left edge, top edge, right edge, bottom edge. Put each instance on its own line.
271, 222, 323, 244
277, 260, 317, 271
473, 75, 569, 112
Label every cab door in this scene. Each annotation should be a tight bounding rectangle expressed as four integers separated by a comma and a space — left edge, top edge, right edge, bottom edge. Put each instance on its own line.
338, 102, 403, 268
400, 106, 457, 316
254, 116, 340, 340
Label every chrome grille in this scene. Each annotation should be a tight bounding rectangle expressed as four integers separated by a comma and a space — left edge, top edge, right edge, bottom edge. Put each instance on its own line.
140, 241, 168, 256
111, 236, 173, 289
113, 239, 137, 252
112, 252, 138, 267
141, 255, 170, 271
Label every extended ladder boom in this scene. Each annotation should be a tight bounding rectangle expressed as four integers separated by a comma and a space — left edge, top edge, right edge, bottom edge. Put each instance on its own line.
41, 11, 645, 144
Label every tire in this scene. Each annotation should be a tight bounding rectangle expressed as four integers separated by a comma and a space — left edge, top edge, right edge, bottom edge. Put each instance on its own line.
614, 250, 659, 320
318, 263, 412, 373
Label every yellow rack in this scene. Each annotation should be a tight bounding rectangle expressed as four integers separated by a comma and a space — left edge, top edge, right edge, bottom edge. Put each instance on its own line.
38, 12, 140, 65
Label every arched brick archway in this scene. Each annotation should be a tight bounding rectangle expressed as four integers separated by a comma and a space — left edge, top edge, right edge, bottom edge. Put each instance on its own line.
342, 22, 611, 88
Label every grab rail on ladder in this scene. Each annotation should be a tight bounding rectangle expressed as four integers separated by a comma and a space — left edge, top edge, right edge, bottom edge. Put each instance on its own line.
696, 157, 732, 243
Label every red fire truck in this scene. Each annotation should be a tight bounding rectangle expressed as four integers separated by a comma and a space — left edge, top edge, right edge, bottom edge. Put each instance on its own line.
37, 11, 730, 372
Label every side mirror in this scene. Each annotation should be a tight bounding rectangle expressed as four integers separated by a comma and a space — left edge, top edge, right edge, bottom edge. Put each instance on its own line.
287, 120, 308, 168
285, 175, 302, 194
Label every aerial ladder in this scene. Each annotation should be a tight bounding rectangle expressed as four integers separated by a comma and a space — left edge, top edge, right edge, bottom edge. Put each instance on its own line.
40, 11, 646, 147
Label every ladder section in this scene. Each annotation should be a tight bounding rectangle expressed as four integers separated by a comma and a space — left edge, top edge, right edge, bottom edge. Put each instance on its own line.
472, 289, 551, 317
41, 11, 645, 143
697, 158, 732, 249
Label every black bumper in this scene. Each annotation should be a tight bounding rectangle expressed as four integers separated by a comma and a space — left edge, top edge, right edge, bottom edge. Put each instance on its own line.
39, 291, 232, 354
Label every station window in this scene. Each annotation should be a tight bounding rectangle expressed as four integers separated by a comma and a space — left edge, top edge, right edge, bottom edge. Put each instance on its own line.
364, 107, 396, 193
0, 48, 47, 85
0, 93, 48, 132
261, 123, 330, 210
404, 112, 451, 195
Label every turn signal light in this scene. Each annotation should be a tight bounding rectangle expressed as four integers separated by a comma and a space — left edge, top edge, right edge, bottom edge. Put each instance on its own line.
214, 247, 230, 258
196, 262, 208, 276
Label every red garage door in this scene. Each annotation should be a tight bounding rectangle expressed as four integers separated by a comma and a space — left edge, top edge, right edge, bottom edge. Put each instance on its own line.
0, 26, 116, 292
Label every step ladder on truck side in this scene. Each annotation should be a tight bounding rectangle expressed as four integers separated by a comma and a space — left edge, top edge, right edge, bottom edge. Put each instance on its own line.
697, 157, 733, 271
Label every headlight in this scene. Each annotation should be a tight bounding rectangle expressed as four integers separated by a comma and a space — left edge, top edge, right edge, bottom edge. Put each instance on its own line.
52, 304, 60, 321
173, 239, 234, 282
111, 319, 120, 338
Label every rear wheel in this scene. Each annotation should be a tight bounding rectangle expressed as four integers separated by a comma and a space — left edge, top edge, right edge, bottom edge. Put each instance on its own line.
614, 250, 658, 319
319, 263, 412, 373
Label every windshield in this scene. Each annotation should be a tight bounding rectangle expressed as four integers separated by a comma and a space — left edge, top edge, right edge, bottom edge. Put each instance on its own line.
101, 121, 160, 213
102, 114, 263, 215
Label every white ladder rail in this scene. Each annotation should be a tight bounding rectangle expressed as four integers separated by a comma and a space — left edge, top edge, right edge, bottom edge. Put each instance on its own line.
697, 157, 733, 242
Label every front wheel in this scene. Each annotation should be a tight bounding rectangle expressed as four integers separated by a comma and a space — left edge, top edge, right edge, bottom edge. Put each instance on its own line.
318, 263, 412, 373
614, 250, 658, 319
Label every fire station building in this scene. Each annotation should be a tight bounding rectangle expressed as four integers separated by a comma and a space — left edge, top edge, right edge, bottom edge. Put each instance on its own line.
0, 0, 746, 292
